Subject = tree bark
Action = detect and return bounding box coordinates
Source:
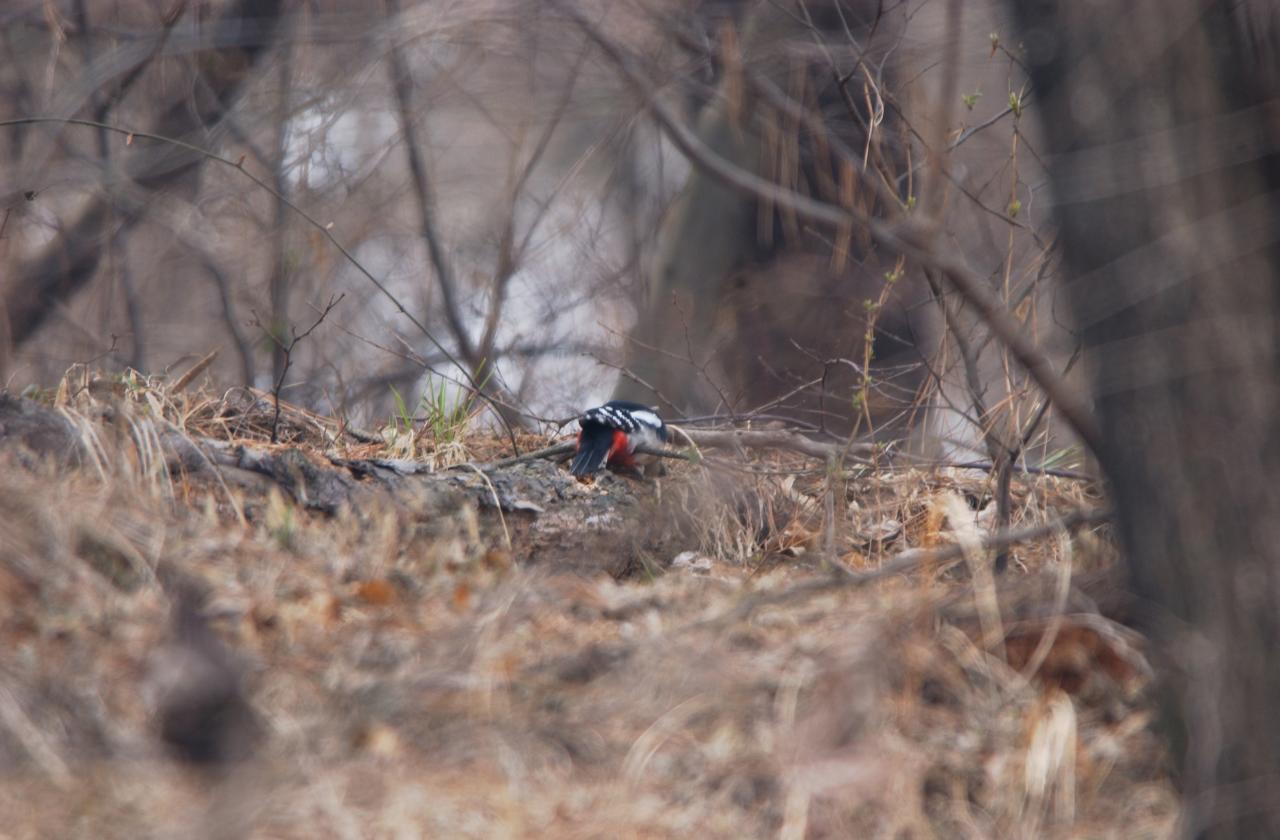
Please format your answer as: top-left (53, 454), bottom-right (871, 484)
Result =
top-left (1007, 2), bottom-right (1280, 836)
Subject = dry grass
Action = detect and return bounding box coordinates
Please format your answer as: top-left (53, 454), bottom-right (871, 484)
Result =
top-left (0, 370), bottom-right (1176, 839)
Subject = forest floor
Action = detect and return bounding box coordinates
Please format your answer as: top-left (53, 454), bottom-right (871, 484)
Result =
top-left (0, 369), bottom-right (1177, 839)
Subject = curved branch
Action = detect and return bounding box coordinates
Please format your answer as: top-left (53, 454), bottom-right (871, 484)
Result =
top-left (553, 0), bottom-right (1102, 455)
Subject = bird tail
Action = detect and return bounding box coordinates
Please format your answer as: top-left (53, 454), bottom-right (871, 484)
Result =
top-left (571, 429), bottom-right (614, 476)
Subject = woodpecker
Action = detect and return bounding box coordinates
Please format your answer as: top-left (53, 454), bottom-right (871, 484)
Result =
top-left (570, 400), bottom-right (669, 479)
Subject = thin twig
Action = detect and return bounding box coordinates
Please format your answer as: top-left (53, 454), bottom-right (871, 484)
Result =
top-left (255, 294), bottom-right (344, 444)
top-left (678, 427), bottom-right (876, 461)
top-left (697, 506), bottom-right (1112, 630)
top-left (471, 441), bottom-right (574, 470)
top-left (0, 116), bottom-right (520, 445)
top-left (456, 462), bottom-right (511, 549)
top-left (468, 441), bottom-right (692, 472)
top-left (468, 424), bottom-right (876, 472)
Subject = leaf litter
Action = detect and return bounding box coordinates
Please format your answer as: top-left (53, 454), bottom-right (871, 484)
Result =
top-left (0, 369), bottom-right (1176, 838)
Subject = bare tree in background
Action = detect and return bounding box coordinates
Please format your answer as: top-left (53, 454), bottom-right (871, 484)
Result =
top-left (2, 0), bottom-right (284, 355)
top-left (0, 0), bottom-right (1071, 468)
top-left (1008, 1), bottom-right (1280, 835)
top-left (0, 2), bottom-right (634, 423)
top-left (608, 1), bottom-right (936, 439)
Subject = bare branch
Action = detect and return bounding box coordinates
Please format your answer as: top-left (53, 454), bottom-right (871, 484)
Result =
top-left (553, 1), bottom-right (1102, 455)
top-left (477, 42), bottom-right (589, 365)
top-left (255, 294), bottom-right (345, 444)
top-left (676, 425), bottom-right (877, 462)
top-left (0, 116), bottom-right (522, 441)
top-left (472, 441), bottom-right (575, 470)
top-left (2, 0), bottom-right (284, 347)
top-left (384, 0), bottom-right (474, 365)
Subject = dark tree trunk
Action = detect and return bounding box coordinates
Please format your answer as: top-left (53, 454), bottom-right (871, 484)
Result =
top-left (614, 1), bottom-right (932, 438)
top-left (1007, 1), bottom-right (1280, 836)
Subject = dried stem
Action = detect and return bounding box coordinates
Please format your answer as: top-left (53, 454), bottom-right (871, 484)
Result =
top-left (256, 294), bottom-right (345, 444)
top-left (702, 506), bottom-right (1112, 629)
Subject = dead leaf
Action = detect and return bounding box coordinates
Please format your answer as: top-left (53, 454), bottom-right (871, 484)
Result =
top-left (355, 579), bottom-right (396, 607)
top-left (1005, 618), bottom-right (1150, 695)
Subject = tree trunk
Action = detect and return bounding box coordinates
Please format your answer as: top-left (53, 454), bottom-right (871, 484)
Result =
top-left (613, 1), bottom-right (930, 438)
top-left (1007, 2), bottom-right (1280, 835)
top-left (610, 3), bottom-right (774, 414)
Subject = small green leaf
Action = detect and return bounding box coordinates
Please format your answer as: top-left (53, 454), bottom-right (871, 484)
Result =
top-left (1008, 91), bottom-right (1023, 118)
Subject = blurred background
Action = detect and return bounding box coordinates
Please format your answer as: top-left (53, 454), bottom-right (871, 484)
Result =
top-left (0, 0), bottom-right (1065, 467)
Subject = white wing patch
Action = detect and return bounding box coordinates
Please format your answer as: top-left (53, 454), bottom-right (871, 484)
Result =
top-left (575, 402), bottom-right (670, 470)
top-left (581, 406), bottom-right (634, 431)
top-left (628, 409), bottom-right (662, 430)
top-left (578, 403), bottom-right (668, 445)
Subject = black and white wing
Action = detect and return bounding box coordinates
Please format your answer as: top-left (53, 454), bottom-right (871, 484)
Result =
top-left (581, 400), bottom-right (668, 448)
top-left (570, 400), bottom-right (669, 477)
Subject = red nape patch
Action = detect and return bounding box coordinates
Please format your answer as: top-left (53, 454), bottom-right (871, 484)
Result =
top-left (606, 429), bottom-right (634, 469)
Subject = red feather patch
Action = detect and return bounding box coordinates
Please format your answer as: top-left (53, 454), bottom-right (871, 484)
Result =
top-left (606, 429), bottom-right (634, 469)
